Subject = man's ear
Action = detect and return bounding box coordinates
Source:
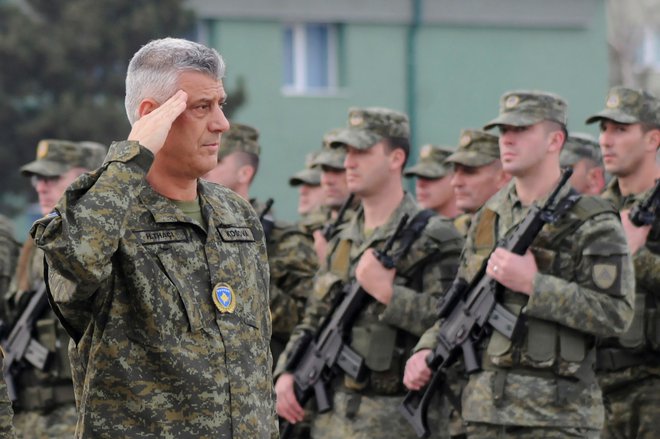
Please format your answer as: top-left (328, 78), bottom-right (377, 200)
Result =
top-left (238, 165), bottom-right (256, 185)
top-left (137, 99), bottom-right (160, 119)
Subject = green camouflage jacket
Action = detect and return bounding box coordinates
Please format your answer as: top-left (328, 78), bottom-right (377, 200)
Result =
top-left (275, 194), bottom-right (464, 394)
top-left (0, 215), bottom-right (18, 320)
top-left (416, 180), bottom-right (634, 429)
top-left (31, 141), bottom-right (277, 438)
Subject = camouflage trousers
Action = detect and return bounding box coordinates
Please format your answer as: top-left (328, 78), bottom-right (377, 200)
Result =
top-left (311, 390), bottom-right (449, 439)
top-left (601, 376), bottom-right (660, 439)
top-left (13, 403), bottom-right (77, 439)
top-left (466, 423), bottom-right (600, 438)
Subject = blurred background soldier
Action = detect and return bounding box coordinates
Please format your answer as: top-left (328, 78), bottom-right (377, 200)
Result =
top-left (205, 123), bottom-right (318, 366)
top-left (289, 152), bottom-right (325, 219)
top-left (446, 129), bottom-right (510, 236)
top-left (8, 139), bottom-right (106, 438)
top-left (404, 145), bottom-right (460, 219)
top-left (586, 86), bottom-right (660, 439)
top-left (559, 132), bottom-right (607, 195)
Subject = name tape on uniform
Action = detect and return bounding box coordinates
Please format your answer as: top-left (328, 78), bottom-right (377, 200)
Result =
top-left (135, 228), bottom-right (189, 245)
top-left (218, 226), bottom-right (255, 242)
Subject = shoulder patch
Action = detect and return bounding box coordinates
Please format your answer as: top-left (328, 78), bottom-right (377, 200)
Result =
top-left (593, 263), bottom-right (618, 290)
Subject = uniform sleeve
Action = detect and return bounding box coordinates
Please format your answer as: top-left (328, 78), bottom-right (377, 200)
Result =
top-left (632, 231), bottom-right (660, 294)
top-left (379, 222), bottom-right (463, 336)
top-left (30, 141), bottom-right (153, 300)
top-left (525, 213), bottom-right (634, 337)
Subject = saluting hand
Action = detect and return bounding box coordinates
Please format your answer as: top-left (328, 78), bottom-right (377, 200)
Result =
top-left (486, 248), bottom-right (537, 296)
top-left (355, 249), bottom-right (395, 304)
top-left (128, 90), bottom-right (188, 156)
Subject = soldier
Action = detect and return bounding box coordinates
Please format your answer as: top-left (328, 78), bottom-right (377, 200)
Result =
top-left (204, 123), bottom-right (318, 366)
top-left (0, 214), bottom-right (17, 438)
top-left (7, 139), bottom-right (106, 438)
top-left (404, 145), bottom-right (461, 219)
top-left (559, 132), bottom-right (606, 195)
top-left (405, 90), bottom-right (634, 438)
top-left (30, 38), bottom-right (277, 437)
top-left (289, 153), bottom-right (325, 218)
top-left (275, 107), bottom-right (464, 438)
top-left (585, 86), bottom-right (660, 439)
top-left (446, 129), bottom-right (510, 236)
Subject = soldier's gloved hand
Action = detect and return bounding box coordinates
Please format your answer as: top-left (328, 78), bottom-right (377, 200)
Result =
top-left (128, 90), bottom-right (188, 155)
top-left (275, 373), bottom-right (304, 424)
top-left (403, 349), bottom-right (433, 390)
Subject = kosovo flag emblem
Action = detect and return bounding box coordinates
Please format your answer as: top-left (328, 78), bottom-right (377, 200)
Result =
top-left (212, 283), bottom-right (236, 313)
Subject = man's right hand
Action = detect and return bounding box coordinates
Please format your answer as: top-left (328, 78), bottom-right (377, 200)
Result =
top-left (403, 349), bottom-right (433, 390)
top-left (275, 373), bottom-right (304, 424)
top-left (128, 90), bottom-right (188, 155)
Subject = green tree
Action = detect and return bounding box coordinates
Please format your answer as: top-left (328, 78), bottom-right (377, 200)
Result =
top-left (0, 0), bottom-right (244, 218)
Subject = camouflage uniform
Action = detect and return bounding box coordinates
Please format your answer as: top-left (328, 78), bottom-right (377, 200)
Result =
top-left (586, 86), bottom-right (660, 439)
top-left (30, 140), bottom-right (277, 438)
top-left (0, 216), bottom-right (17, 438)
top-left (7, 140), bottom-right (106, 439)
top-left (416, 91), bottom-right (635, 438)
top-left (276, 108), bottom-right (465, 439)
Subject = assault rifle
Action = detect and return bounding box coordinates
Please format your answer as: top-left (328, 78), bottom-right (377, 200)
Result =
top-left (1, 282), bottom-right (51, 401)
top-left (259, 198), bottom-right (275, 242)
top-left (629, 179), bottom-right (660, 226)
top-left (280, 213), bottom-right (414, 439)
top-left (399, 168), bottom-right (575, 438)
top-left (321, 193), bottom-right (355, 241)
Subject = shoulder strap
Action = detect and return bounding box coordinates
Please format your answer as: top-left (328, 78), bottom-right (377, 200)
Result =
top-left (391, 209), bottom-right (436, 263)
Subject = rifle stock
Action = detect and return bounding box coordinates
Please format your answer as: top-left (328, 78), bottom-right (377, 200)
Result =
top-left (399, 168), bottom-right (575, 437)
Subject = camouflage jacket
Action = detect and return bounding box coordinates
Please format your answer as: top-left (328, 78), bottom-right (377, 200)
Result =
top-left (598, 178), bottom-right (660, 386)
top-left (275, 194), bottom-right (463, 395)
top-left (31, 141), bottom-right (277, 438)
top-left (416, 180), bottom-right (634, 429)
top-left (0, 352), bottom-right (15, 439)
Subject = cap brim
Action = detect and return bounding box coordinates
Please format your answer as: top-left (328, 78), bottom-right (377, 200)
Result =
top-left (288, 169), bottom-right (321, 186)
top-left (585, 109), bottom-right (638, 125)
top-left (483, 113), bottom-right (543, 130)
top-left (403, 164), bottom-right (449, 179)
top-left (445, 151), bottom-right (497, 167)
top-left (20, 160), bottom-right (69, 177)
top-left (331, 128), bottom-right (382, 150)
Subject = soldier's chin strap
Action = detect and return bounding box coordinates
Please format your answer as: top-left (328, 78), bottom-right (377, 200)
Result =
top-left (43, 260), bottom-right (83, 345)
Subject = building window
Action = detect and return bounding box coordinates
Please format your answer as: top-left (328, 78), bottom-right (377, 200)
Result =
top-left (637, 27), bottom-right (660, 71)
top-left (283, 23), bottom-right (339, 95)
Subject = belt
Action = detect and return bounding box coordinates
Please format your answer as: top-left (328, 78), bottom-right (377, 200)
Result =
top-left (596, 348), bottom-right (660, 372)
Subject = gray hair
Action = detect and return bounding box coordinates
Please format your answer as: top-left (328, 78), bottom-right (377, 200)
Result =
top-left (125, 37), bottom-right (226, 125)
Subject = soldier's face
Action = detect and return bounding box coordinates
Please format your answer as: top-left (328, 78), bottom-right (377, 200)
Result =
top-left (204, 152), bottom-right (243, 191)
top-left (320, 167), bottom-right (349, 208)
top-left (158, 71), bottom-right (230, 179)
top-left (298, 184), bottom-right (324, 215)
top-left (599, 120), bottom-right (650, 178)
top-left (451, 162), bottom-right (508, 214)
top-left (415, 175), bottom-right (454, 213)
top-left (344, 142), bottom-right (392, 197)
top-left (32, 167), bottom-right (87, 215)
top-left (498, 123), bottom-right (556, 177)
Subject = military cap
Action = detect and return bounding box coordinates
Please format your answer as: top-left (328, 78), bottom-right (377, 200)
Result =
top-left (560, 132), bottom-right (602, 167)
top-left (446, 129), bottom-right (500, 167)
top-left (289, 152), bottom-right (322, 187)
top-left (404, 145), bottom-right (453, 179)
top-left (585, 86), bottom-right (660, 126)
top-left (218, 123), bottom-right (261, 159)
top-left (21, 139), bottom-right (107, 177)
top-left (331, 107), bottom-right (409, 150)
top-left (312, 147), bottom-right (346, 170)
top-left (484, 90), bottom-right (568, 130)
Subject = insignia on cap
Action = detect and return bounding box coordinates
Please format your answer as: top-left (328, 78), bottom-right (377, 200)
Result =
top-left (459, 134), bottom-right (472, 148)
top-left (36, 140), bottom-right (49, 159)
top-left (212, 283), bottom-right (236, 313)
top-left (349, 113), bottom-right (364, 127)
top-left (606, 94), bottom-right (620, 109)
top-left (505, 95), bottom-right (520, 109)
top-left (420, 144), bottom-right (433, 159)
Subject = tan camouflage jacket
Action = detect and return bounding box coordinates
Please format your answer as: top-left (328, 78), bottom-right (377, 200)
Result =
top-left (275, 194), bottom-right (464, 394)
top-left (0, 215), bottom-right (18, 320)
top-left (31, 141), bottom-right (277, 438)
top-left (416, 180), bottom-right (634, 429)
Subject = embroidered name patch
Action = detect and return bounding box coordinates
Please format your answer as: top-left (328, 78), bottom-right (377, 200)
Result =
top-left (135, 228), bottom-right (189, 245)
top-left (218, 227), bottom-right (255, 242)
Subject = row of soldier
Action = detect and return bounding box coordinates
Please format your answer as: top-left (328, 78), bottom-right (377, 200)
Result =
top-left (0, 36), bottom-right (656, 439)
